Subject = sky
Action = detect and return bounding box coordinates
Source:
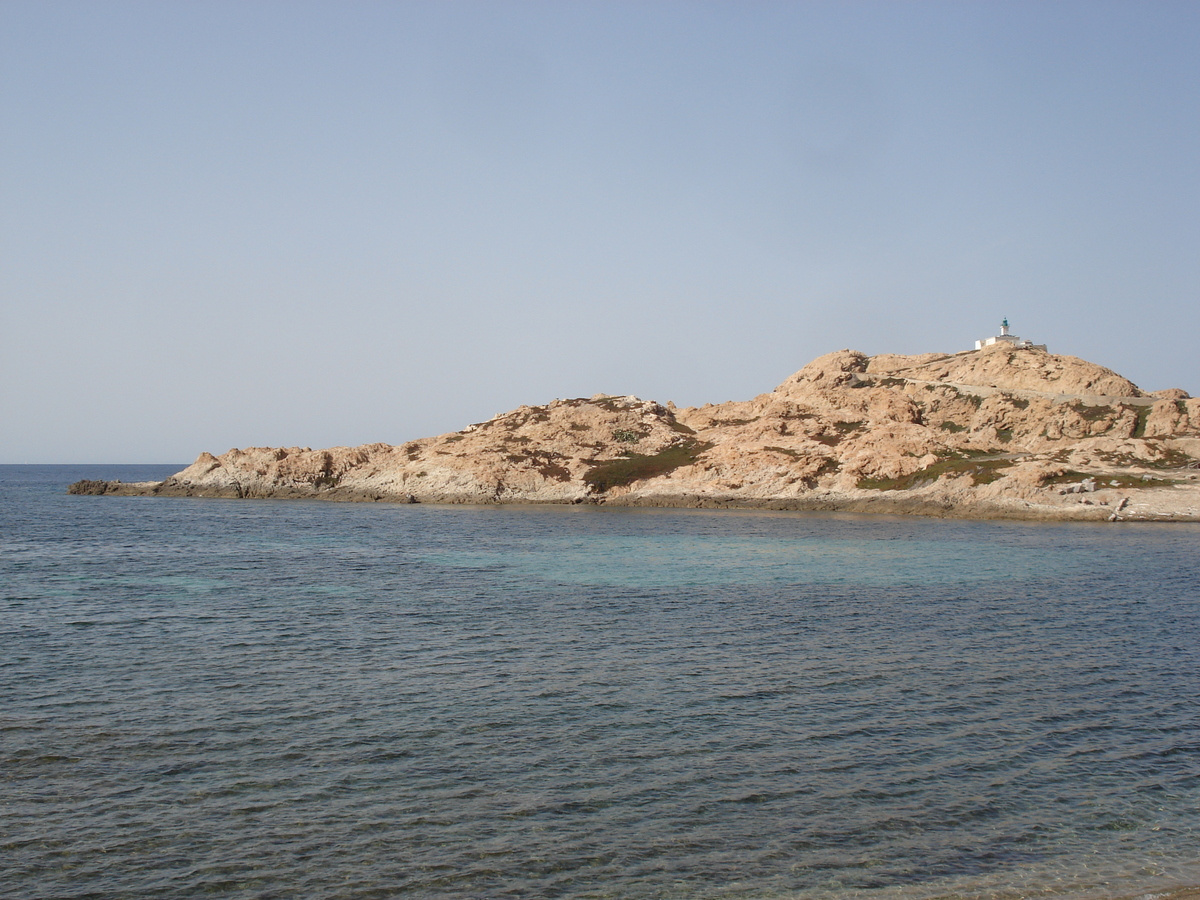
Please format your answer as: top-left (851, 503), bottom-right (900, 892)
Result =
top-left (2, 1), bottom-right (1198, 463)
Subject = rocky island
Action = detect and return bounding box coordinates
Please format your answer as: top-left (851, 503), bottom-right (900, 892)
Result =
top-left (72, 340), bottom-right (1200, 522)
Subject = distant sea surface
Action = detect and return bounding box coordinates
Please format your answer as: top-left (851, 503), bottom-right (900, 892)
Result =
top-left (3, 464), bottom-right (1199, 900)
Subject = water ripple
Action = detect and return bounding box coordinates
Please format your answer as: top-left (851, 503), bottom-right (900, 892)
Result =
top-left (2, 466), bottom-right (1199, 900)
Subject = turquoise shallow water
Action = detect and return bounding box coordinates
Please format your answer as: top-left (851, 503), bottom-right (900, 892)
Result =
top-left (2, 465), bottom-right (1199, 900)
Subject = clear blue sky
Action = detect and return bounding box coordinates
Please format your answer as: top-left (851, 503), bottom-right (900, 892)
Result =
top-left (2, 1), bottom-right (1197, 463)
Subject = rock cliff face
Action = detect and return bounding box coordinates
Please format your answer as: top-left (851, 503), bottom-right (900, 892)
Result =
top-left (72, 344), bottom-right (1200, 521)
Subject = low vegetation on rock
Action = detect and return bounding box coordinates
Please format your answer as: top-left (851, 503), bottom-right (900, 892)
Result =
top-left (584, 440), bottom-right (713, 493)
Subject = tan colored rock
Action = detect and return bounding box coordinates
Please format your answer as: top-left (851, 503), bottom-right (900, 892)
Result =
top-left (1144, 398), bottom-right (1200, 438)
top-left (1150, 388), bottom-right (1191, 400)
top-left (881, 343), bottom-right (1144, 397)
top-left (74, 346), bottom-right (1200, 521)
top-left (865, 352), bottom-right (953, 374)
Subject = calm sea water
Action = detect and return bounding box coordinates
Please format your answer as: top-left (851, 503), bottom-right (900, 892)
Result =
top-left (2, 465), bottom-right (1198, 900)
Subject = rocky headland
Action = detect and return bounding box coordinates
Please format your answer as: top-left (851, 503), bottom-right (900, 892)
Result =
top-left (72, 344), bottom-right (1200, 522)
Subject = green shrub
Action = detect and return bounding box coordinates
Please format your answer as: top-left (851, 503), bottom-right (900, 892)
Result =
top-left (1132, 405), bottom-right (1152, 438)
top-left (1041, 469), bottom-right (1175, 488)
top-left (584, 441), bottom-right (711, 493)
top-left (1073, 402), bottom-right (1115, 423)
top-left (858, 455), bottom-right (1014, 491)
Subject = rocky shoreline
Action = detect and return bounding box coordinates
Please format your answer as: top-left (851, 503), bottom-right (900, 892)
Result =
top-left (71, 345), bottom-right (1200, 523)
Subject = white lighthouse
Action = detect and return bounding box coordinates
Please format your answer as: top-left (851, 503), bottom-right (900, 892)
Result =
top-left (974, 318), bottom-right (1046, 352)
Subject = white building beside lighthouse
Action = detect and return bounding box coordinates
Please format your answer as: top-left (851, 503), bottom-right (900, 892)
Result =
top-left (975, 319), bottom-right (1046, 352)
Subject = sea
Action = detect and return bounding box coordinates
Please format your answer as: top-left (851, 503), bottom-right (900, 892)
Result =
top-left (2, 464), bottom-right (1198, 900)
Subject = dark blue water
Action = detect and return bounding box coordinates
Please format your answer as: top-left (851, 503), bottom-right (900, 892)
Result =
top-left (3, 465), bottom-right (1199, 900)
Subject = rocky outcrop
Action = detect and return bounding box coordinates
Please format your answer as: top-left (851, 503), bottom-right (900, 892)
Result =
top-left (74, 346), bottom-right (1200, 521)
top-left (865, 343), bottom-right (1145, 397)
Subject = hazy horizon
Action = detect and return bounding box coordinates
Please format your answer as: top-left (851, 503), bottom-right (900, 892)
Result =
top-left (3, 1), bottom-right (1198, 464)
